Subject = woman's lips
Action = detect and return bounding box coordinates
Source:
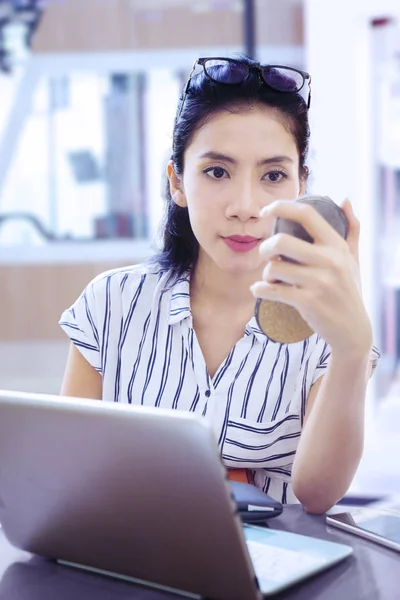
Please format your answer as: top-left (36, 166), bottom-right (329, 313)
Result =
top-left (223, 235), bottom-right (261, 253)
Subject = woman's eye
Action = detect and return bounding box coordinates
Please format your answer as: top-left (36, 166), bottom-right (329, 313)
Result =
top-left (203, 166), bottom-right (228, 179)
top-left (264, 170), bottom-right (287, 183)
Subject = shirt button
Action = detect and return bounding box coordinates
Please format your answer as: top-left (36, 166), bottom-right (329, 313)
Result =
top-left (205, 390), bottom-right (211, 397)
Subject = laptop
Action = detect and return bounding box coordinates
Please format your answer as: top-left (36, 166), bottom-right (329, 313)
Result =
top-left (0, 390), bottom-right (353, 600)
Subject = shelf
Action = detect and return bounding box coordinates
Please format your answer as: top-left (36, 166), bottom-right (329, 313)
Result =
top-left (0, 239), bottom-right (155, 265)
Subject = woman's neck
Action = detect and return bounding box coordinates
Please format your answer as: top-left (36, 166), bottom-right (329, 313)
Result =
top-left (190, 256), bottom-right (262, 308)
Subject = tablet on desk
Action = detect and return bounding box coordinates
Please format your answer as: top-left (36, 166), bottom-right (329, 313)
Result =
top-left (327, 507), bottom-right (400, 553)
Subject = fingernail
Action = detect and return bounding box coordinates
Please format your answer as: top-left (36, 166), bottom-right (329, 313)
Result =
top-left (260, 205), bottom-right (272, 217)
top-left (341, 198), bottom-right (352, 209)
top-left (250, 283), bottom-right (260, 295)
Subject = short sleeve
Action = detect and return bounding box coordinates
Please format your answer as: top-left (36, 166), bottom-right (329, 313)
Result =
top-left (59, 277), bottom-right (103, 373)
top-left (311, 340), bottom-right (331, 385)
top-left (311, 341), bottom-right (381, 386)
top-left (369, 345), bottom-right (381, 377)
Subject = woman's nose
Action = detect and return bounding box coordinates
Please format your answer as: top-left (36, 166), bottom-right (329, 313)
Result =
top-left (226, 183), bottom-right (261, 221)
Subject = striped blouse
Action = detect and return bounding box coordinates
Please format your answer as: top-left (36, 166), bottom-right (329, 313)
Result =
top-left (59, 262), bottom-right (372, 505)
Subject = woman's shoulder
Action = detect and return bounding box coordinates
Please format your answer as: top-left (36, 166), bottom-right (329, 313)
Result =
top-left (85, 261), bottom-right (181, 301)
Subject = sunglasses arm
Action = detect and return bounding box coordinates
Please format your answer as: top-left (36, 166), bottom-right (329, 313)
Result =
top-left (176, 60), bottom-right (199, 121)
top-left (184, 60), bottom-right (198, 93)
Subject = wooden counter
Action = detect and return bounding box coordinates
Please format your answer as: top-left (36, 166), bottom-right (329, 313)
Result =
top-left (0, 240), bottom-right (152, 341)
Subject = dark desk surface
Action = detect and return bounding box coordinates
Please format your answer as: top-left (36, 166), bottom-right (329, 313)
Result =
top-left (0, 505), bottom-right (399, 600)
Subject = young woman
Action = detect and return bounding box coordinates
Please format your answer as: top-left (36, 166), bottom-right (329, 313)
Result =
top-left (60, 56), bottom-right (378, 514)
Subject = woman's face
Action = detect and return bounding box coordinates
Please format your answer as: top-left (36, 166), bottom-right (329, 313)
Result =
top-left (169, 105), bottom-right (306, 276)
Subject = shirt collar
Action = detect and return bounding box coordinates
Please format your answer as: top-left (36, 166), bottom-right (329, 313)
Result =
top-left (167, 270), bottom-right (268, 343)
top-left (168, 272), bottom-right (192, 325)
top-left (245, 315), bottom-right (269, 343)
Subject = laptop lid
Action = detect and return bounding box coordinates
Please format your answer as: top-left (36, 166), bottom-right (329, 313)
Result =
top-left (0, 390), bottom-right (261, 600)
top-left (0, 391), bottom-right (354, 598)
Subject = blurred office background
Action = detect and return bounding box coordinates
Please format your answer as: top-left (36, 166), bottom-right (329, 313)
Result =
top-left (1, 0), bottom-right (400, 498)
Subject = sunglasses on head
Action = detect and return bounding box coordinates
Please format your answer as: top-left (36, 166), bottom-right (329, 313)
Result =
top-left (177, 57), bottom-right (312, 120)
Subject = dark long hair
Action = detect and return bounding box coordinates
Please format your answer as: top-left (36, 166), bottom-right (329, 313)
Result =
top-left (155, 56), bottom-right (310, 275)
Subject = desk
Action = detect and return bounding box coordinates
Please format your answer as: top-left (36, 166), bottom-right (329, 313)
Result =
top-left (0, 505), bottom-right (398, 600)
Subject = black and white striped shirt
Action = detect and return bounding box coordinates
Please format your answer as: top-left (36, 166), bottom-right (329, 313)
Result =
top-left (59, 262), bottom-right (353, 504)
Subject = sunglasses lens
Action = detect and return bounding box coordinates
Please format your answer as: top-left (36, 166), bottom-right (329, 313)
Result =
top-left (203, 59), bottom-right (247, 84)
top-left (263, 67), bottom-right (304, 92)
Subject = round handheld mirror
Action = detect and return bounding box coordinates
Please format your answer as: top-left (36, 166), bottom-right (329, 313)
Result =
top-left (254, 196), bottom-right (349, 344)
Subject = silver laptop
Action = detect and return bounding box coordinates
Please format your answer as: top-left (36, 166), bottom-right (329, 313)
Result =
top-left (0, 390), bottom-right (353, 599)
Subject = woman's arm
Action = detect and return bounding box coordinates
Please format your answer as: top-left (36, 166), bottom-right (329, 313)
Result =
top-left (291, 346), bottom-right (371, 514)
top-left (61, 343), bottom-right (103, 400)
top-left (251, 199), bottom-right (374, 513)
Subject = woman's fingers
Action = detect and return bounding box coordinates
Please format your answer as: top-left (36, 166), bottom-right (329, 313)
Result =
top-left (340, 199), bottom-right (360, 265)
top-left (259, 234), bottom-right (345, 268)
top-left (261, 200), bottom-right (347, 247)
top-left (250, 279), bottom-right (306, 307)
top-left (261, 260), bottom-right (332, 289)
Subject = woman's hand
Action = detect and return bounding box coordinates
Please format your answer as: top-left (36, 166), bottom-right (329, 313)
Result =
top-left (250, 199), bottom-right (372, 357)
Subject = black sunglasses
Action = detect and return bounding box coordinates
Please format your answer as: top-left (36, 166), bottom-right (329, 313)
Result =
top-left (177, 57), bottom-right (312, 120)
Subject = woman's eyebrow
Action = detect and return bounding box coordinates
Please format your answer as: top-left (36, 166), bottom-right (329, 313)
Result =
top-left (197, 151), bottom-right (236, 163)
top-left (197, 151), bottom-right (294, 167)
top-left (257, 156), bottom-right (294, 166)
